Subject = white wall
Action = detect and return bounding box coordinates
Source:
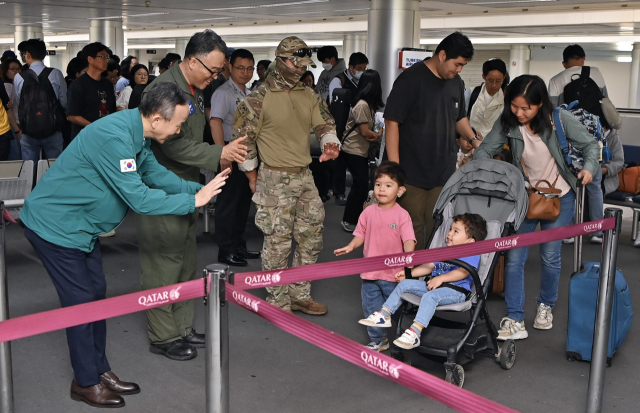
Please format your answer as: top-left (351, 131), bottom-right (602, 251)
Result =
top-left (529, 60), bottom-right (631, 109)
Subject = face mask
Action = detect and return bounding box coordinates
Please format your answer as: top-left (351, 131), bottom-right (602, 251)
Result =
top-left (322, 63), bottom-right (333, 71)
top-left (353, 71), bottom-right (364, 81)
top-left (270, 57), bottom-right (305, 90)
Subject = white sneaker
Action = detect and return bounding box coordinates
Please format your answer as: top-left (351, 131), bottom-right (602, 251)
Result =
top-left (497, 317), bottom-right (528, 341)
top-left (393, 328), bottom-right (420, 349)
top-left (365, 338), bottom-right (389, 352)
top-left (590, 235), bottom-right (603, 244)
top-left (533, 304), bottom-right (553, 330)
top-left (634, 236), bottom-right (640, 248)
top-left (562, 238), bottom-right (575, 244)
top-left (358, 311), bottom-right (392, 328)
top-left (99, 230), bottom-right (116, 238)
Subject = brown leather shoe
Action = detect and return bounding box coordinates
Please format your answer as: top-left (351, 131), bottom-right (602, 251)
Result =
top-left (70, 380), bottom-right (125, 408)
top-left (100, 371), bottom-right (140, 395)
top-left (291, 298), bottom-right (328, 315)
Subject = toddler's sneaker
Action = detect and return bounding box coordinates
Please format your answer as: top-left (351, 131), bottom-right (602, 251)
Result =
top-left (562, 238), bottom-right (575, 244)
top-left (497, 317), bottom-right (528, 340)
top-left (590, 235), bottom-right (603, 244)
top-left (533, 303), bottom-right (553, 330)
top-left (365, 338), bottom-right (389, 352)
top-left (393, 328), bottom-right (420, 350)
top-left (358, 311), bottom-right (391, 327)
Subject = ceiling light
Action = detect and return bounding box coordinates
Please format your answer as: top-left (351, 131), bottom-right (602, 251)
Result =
top-left (90, 12), bottom-right (168, 20)
top-left (205, 0), bottom-right (328, 11)
top-left (621, 26), bottom-right (635, 31)
top-left (617, 56), bottom-right (632, 63)
top-left (467, 0), bottom-right (557, 4)
top-left (282, 8), bottom-right (368, 16)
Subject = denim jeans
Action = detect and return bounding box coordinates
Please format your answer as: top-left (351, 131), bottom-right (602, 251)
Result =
top-left (504, 189), bottom-right (575, 322)
top-left (382, 279), bottom-right (465, 329)
top-left (362, 279), bottom-right (399, 343)
top-left (20, 131), bottom-right (63, 165)
top-left (586, 167), bottom-right (604, 237)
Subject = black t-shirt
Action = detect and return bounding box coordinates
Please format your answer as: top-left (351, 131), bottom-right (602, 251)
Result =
top-left (67, 73), bottom-right (117, 139)
top-left (384, 61), bottom-right (466, 189)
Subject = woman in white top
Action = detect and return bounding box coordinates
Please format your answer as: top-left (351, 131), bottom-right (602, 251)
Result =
top-left (469, 58), bottom-right (508, 138)
top-left (474, 75), bottom-right (599, 341)
top-left (116, 64), bottom-right (149, 111)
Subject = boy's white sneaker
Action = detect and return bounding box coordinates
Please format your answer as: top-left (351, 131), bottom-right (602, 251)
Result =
top-left (358, 311), bottom-right (392, 328)
top-left (533, 303), bottom-right (553, 330)
top-left (393, 328), bottom-right (420, 350)
top-left (365, 338), bottom-right (389, 352)
top-left (497, 317), bottom-right (528, 341)
top-left (562, 237), bottom-right (575, 244)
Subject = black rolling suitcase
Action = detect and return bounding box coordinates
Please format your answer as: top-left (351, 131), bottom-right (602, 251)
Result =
top-left (566, 183), bottom-right (633, 364)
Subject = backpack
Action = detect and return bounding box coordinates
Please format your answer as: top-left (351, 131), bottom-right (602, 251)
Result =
top-left (18, 67), bottom-right (64, 139)
top-left (329, 88), bottom-right (352, 141)
top-left (562, 66), bottom-right (609, 129)
top-left (553, 100), bottom-right (612, 175)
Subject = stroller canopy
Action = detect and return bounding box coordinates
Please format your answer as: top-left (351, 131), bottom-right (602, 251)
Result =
top-left (434, 159), bottom-right (528, 231)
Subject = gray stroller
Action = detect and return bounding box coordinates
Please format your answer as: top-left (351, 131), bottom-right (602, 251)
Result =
top-left (390, 158), bottom-right (528, 387)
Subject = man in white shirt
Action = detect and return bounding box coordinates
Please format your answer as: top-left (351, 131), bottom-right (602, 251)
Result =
top-left (209, 48), bottom-right (261, 266)
top-left (548, 44), bottom-right (608, 108)
top-left (14, 38), bottom-right (67, 163)
top-left (549, 44), bottom-right (607, 244)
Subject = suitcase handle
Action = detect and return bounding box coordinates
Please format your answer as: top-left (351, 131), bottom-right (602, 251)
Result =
top-left (573, 178), bottom-right (585, 274)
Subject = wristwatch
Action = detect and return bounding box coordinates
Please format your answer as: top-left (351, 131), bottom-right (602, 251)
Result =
top-left (470, 137), bottom-right (480, 143)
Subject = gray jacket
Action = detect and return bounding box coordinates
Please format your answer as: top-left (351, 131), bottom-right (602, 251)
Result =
top-left (474, 110), bottom-right (600, 193)
top-left (602, 130), bottom-right (625, 195)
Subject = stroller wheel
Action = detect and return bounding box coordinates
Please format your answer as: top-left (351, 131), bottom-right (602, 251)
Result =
top-left (500, 339), bottom-right (516, 370)
top-left (445, 364), bottom-right (465, 388)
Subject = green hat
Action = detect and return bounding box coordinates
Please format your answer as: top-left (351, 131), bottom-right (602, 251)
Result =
top-left (275, 36), bottom-right (316, 68)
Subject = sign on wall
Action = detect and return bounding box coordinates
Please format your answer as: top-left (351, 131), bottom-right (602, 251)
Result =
top-left (398, 48), bottom-right (433, 70)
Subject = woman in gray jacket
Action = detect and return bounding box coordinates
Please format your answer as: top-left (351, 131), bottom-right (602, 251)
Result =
top-left (474, 75), bottom-right (599, 341)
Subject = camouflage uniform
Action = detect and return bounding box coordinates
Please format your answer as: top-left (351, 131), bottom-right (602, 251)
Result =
top-left (232, 37), bottom-right (340, 311)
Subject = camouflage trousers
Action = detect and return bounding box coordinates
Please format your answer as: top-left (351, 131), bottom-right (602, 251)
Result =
top-left (253, 165), bottom-right (325, 309)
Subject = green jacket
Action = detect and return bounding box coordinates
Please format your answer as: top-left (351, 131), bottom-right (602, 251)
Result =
top-left (143, 63), bottom-right (222, 181)
top-left (21, 109), bottom-right (202, 252)
top-left (474, 110), bottom-right (600, 193)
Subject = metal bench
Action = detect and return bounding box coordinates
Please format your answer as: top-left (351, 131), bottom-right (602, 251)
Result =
top-left (0, 160), bottom-right (35, 208)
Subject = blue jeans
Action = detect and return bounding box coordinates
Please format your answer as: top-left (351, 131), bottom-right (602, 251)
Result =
top-left (382, 279), bottom-right (465, 328)
top-left (504, 189), bottom-right (575, 322)
top-left (20, 131), bottom-right (63, 165)
top-left (586, 167), bottom-right (604, 237)
top-left (362, 279), bottom-right (398, 343)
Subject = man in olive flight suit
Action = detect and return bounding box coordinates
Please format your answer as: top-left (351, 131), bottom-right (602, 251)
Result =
top-left (138, 30), bottom-right (247, 361)
top-left (233, 36), bottom-right (340, 314)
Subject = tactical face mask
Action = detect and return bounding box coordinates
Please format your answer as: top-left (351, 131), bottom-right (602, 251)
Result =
top-left (271, 57), bottom-right (306, 90)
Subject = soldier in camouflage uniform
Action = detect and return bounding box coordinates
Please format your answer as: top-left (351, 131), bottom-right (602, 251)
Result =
top-left (232, 36), bottom-right (340, 314)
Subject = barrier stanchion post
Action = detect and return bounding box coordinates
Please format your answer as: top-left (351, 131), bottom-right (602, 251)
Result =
top-left (586, 208), bottom-right (622, 413)
top-left (0, 201), bottom-right (14, 413)
top-left (204, 264), bottom-right (230, 413)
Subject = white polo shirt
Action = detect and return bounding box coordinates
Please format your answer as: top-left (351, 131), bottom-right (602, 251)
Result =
top-left (209, 78), bottom-right (250, 143)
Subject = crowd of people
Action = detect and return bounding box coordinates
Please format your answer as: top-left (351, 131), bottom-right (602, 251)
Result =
top-left (5, 28), bottom-right (634, 408)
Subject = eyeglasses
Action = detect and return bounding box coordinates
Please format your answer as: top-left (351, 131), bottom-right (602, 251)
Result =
top-left (292, 48), bottom-right (312, 58)
top-left (194, 57), bottom-right (224, 79)
top-left (486, 79), bottom-right (504, 85)
top-left (94, 55), bottom-right (110, 60)
top-left (233, 66), bottom-right (255, 73)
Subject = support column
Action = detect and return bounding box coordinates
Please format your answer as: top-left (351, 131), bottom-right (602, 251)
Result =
top-left (89, 19), bottom-right (124, 60)
top-left (509, 44), bottom-right (530, 79)
top-left (367, 0), bottom-right (420, 99)
top-left (267, 47), bottom-right (278, 60)
top-left (14, 25), bottom-right (43, 51)
top-left (63, 43), bottom-right (84, 73)
top-left (343, 34), bottom-right (367, 60)
top-left (628, 43), bottom-right (640, 108)
top-left (175, 38), bottom-right (190, 57)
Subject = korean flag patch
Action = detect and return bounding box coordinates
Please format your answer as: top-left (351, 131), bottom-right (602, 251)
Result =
top-left (120, 159), bottom-right (137, 172)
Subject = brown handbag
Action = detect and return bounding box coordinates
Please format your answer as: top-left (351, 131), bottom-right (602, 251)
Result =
top-left (492, 255), bottom-right (505, 295)
top-left (521, 159), bottom-right (562, 220)
top-left (617, 164), bottom-right (640, 194)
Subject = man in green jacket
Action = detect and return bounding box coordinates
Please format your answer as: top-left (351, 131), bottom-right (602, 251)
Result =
top-left (21, 83), bottom-right (230, 409)
top-left (138, 30), bottom-right (247, 360)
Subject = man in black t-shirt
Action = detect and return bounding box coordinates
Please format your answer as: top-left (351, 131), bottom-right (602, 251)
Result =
top-left (67, 42), bottom-right (117, 140)
top-left (384, 32), bottom-right (477, 249)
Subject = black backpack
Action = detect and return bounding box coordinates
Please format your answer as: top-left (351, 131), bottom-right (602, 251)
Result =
top-left (18, 67), bottom-right (64, 139)
top-left (329, 88), bottom-right (352, 141)
top-left (563, 66), bottom-right (609, 129)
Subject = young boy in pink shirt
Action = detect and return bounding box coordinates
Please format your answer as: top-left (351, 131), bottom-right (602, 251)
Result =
top-left (335, 161), bottom-right (416, 351)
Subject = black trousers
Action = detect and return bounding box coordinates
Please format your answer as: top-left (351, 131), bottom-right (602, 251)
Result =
top-left (214, 161), bottom-right (253, 254)
top-left (332, 152), bottom-right (348, 197)
top-left (24, 227), bottom-right (110, 387)
top-left (0, 131), bottom-right (11, 161)
top-left (342, 152), bottom-right (370, 225)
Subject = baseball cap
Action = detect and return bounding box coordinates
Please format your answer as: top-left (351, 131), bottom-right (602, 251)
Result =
top-left (1, 50), bottom-right (16, 61)
top-left (275, 36), bottom-right (316, 68)
top-left (225, 47), bottom-right (236, 59)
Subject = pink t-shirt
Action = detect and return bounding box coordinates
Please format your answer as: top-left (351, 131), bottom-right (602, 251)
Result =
top-left (353, 203), bottom-right (416, 282)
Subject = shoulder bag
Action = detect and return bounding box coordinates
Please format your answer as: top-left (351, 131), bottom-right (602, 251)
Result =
top-left (520, 158), bottom-right (562, 220)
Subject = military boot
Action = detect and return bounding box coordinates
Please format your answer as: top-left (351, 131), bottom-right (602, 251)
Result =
top-left (291, 298), bottom-right (327, 315)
